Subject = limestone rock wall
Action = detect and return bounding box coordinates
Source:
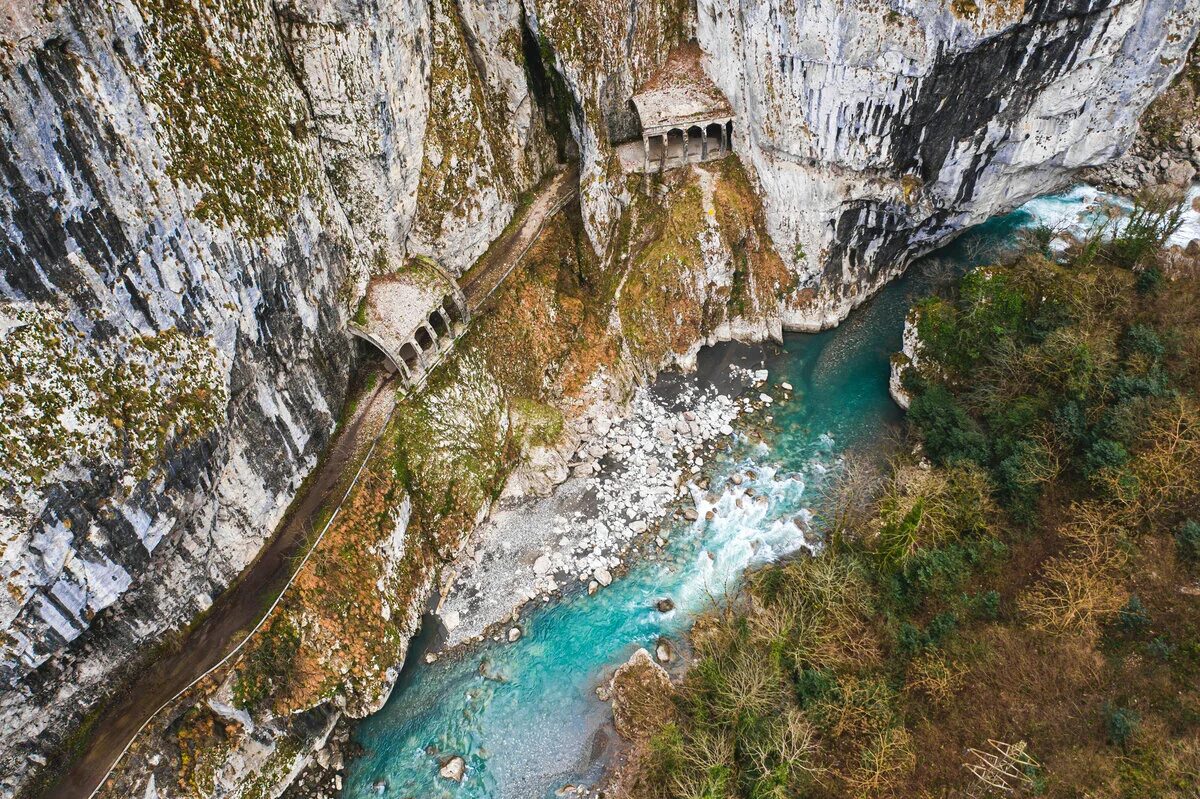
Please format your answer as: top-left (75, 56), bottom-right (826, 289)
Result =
top-left (0, 2), bottom-right (355, 791)
top-left (700, 0), bottom-right (1200, 327)
top-left (528, 0), bottom-right (1198, 325)
top-left (0, 0), bottom-right (552, 793)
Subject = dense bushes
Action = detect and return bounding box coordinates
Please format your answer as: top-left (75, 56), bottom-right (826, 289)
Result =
top-left (621, 200), bottom-right (1200, 799)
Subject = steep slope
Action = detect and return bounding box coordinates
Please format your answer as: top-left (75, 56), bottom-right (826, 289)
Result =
top-left (528, 0), bottom-right (1199, 323)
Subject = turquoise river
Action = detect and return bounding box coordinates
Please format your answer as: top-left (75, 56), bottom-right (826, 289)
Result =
top-left (343, 186), bottom-right (1192, 798)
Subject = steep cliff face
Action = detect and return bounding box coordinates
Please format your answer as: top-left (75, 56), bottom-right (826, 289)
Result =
top-left (698, 0), bottom-right (1200, 327)
top-left (0, 2), bottom-right (354, 789)
top-left (530, 0), bottom-right (1199, 324)
top-left (0, 0), bottom-right (551, 793)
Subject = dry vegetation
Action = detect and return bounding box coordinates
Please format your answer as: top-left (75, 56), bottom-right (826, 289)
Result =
top-left (619, 192), bottom-right (1200, 798)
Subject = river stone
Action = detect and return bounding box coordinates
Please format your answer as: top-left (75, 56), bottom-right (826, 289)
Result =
top-left (1166, 161), bottom-right (1197, 186)
top-left (595, 567), bottom-right (613, 586)
top-left (439, 756), bottom-right (465, 782)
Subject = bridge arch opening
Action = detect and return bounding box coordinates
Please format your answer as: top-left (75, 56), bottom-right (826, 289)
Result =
top-left (399, 341), bottom-right (421, 373)
top-left (429, 310), bottom-right (449, 338)
top-left (444, 297), bottom-right (465, 324)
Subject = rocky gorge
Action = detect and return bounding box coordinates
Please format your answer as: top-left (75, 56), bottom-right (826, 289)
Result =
top-left (1, 0), bottom-right (1198, 797)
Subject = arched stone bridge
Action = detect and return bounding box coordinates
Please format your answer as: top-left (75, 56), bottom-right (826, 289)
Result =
top-left (349, 166), bottom-right (577, 390)
top-left (348, 257), bottom-right (469, 390)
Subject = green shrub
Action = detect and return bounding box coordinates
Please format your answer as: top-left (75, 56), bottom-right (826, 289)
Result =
top-left (1083, 438), bottom-right (1128, 480)
top-left (1145, 636), bottom-right (1174, 661)
top-left (1117, 595), bottom-right (1150, 633)
top-left (967, 590), bottom-right (1001, 621)
top-left (1122, 324), bottom-right (1166, 361)
top-left (1105, 704), bottom-right (1140, 749)
top-left (1108, 189), bottom-right (1185, 268)
top-left (907, 385), bottom-right (989, 466)
top-left (1135, 266), bottom-right (1164, 295)
top-left (1176, 520), bottom-right (1200, 563)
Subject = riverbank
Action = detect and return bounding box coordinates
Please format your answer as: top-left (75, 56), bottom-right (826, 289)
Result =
top-left (605, 183), bottom-right (1200, 799)
top-left (433, 350), bottom-right (770, 651)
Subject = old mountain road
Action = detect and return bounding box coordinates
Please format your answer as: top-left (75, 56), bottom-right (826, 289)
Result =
top-left (461, 164), bottom-right (578, 311)
top-left (47, 374), bottom-right (397, 799)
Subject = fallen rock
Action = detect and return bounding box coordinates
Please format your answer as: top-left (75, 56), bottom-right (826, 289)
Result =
top-left (683, 507), bottom-right (699, 521)
top-left (655, 598), bottom-right (675, 613)
top-left (1165, 160), bottom-right (1197, 186)
top-left (588, 580), bottom-right (599, 595)
top-left (595, 567), bottom-right (613, 587)
top-left (441, 610), bottom-right (460, 632)
top-left (508, 627), bottom-right (522, 642)
top-left (439, 755), bottom-right (466, 782)
top-left (533, 554), bottom-right (552, 576)
top-left (655, 638), bottom-right (673, 663)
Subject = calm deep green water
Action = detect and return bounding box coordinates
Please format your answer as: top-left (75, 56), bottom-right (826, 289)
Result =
top-left (343, 193), bottom-right (1085, 799)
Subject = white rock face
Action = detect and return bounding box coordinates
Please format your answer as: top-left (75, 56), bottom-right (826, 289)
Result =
top-left (0, 0), bottom-right (552, 793)
top-left (530, 0), bottom-right (1198, 324)
top-left (889, 309), bottom-right (924, 410)
top-left (696, 0), bottom-right (1200, 326)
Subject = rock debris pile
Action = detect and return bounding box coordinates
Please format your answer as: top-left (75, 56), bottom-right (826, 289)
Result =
top-left (435, 367), bottom-right (779, 647)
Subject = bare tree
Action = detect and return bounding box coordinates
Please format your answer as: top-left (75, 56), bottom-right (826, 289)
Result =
top-left (964, 739), bottom-right (1040, 797)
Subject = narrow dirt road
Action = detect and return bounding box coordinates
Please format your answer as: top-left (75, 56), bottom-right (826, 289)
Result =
top-left (462, 164), bottom-right (578, 310)
top-left (46, 373), bottom-right (398, 799)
